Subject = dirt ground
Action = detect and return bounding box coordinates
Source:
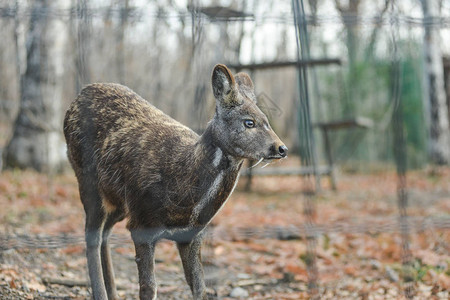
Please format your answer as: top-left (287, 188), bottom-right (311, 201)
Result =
top-left (0, 162), bottom-right (449, 299)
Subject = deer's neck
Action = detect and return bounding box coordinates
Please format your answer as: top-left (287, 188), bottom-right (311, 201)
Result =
top-left (196, 125), bottom-right (237, 170)
top-left (188, 125), bottom-right (243, 226)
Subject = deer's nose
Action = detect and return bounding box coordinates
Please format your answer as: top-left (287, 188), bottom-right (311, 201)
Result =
top-left (278, 145), bottom-right (288, 157)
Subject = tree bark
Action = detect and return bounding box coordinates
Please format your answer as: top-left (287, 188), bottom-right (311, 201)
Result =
top-left (421, 0), bottom-right (450, 164)
top-left (334, 0), bottom-right (361, 116)
top-left (74, 0), bottom-right (91, 92)
top-left (3, 0), bottom-right (70, 172)
top-left (116, 0), bottom-right (129, 83)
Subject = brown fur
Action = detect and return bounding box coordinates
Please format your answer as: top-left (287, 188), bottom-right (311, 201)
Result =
top-left (63, 64), bottom-right (287, 300)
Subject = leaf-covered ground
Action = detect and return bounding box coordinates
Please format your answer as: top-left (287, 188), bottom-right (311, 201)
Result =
top-left (0, 163), bottom-right (449, 299)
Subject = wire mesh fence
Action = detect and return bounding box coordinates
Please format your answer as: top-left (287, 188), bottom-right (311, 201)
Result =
top-left (1, 216), bottom-right (448, 251)
top-left (1, 0), bottom-right (450, 299)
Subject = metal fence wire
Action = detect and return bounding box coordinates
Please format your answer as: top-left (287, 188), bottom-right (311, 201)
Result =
top-left (1, 1), bottom-right (450, 299)
top-left (2, 216), bottom-right (449, 251)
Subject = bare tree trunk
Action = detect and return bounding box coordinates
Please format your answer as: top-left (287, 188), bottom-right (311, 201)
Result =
top-left (3, 0), bottom-right (70, 172)
top-left (444, 57), bottom-right (450, 127)
top-left (334, 0), bottom-right (361, 117)
top-left (234, 0), bottom-right (247, 62)
top-left (421, 0), bottom-right (450, 164)
top-left (116, 0), bottom-right (129, 83)
top-left (364, 0), bottom-right (391, 61)
top-left (74, 0), bottom-right (91, 92)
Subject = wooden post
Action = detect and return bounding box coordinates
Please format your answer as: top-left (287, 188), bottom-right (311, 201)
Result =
top-left (322, 128), bottom-right (336, 190)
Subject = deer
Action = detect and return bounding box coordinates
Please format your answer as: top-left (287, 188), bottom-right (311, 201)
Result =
top-left (63, 64), bottom-right (288, 300)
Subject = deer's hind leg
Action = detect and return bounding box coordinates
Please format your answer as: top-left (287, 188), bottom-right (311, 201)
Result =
top-left (101, 209), bottom-right (125, 300)
top-left (79, 177), bottom-right (108, 300)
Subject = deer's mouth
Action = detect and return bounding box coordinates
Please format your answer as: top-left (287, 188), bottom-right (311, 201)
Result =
top-left (265, 155), bottom-right (285, 160)
top-left (249, 155), bottom-right (286, 168)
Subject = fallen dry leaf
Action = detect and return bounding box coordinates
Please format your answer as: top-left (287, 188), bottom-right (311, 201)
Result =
top-left (343, 265), bottom-right (358, 276)
top-left (26, 280), bottom-right (46, 292)
top-left (437, 273), bottom-right (450, 290)
top-left (61, 245), bottom-right (84, 255)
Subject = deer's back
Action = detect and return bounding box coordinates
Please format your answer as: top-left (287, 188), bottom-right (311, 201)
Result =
top-left (64, 83), bottom-right (200, 218)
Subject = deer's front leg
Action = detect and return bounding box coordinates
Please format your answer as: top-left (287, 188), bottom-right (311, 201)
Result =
top-left (177, 236), bottom-right (208, 300)
top-left (132, 230), bottom-right (157, 300)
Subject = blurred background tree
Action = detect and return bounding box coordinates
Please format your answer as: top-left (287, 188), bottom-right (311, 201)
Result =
top-left (420, 0), bottom-right (450, 165)
top-left (0, 0), bottom-right (449, 172)
top-left (4, 0), bottom-right (70, 172)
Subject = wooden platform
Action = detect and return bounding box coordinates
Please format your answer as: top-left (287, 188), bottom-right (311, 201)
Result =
top-left (241, 165), bottom-right (332, 177)
top-left (242, 117), bottom-right (373, 191)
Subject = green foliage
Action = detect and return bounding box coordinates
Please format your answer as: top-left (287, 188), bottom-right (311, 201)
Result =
top-left (314, 43), bottom-right (427, 169)
top-left (299, 252), bottom-right (315, 266)
top-left (400, 59), bottom-right (427, 168)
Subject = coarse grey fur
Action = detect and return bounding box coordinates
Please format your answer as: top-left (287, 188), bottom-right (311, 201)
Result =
top-left (63, 64), bottom-right (287, 300)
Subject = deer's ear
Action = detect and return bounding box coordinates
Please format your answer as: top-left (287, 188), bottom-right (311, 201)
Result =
top-left (235, 72), bottom-right (254, 90)
top-left (212, 64), bottom-right (240, 107)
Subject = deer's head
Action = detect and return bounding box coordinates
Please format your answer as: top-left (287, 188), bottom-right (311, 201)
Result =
top-left (211, 64), bottom-right (288, 163)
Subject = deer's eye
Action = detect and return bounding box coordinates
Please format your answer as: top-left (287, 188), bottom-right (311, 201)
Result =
top-left (244, 119), bottom-right (255, 128)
